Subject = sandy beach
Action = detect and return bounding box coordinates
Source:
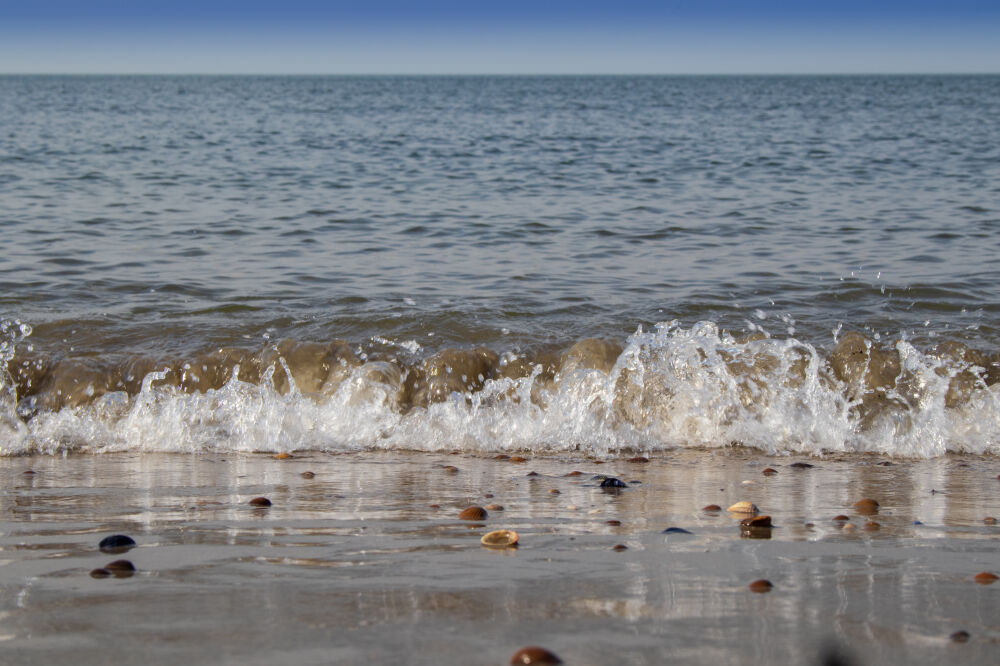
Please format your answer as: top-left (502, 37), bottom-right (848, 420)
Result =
top-left (0, 450), bottom-right (996, 665)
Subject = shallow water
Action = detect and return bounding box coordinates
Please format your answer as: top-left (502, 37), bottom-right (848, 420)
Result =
top-left (2, 75), bottom-right (1000, 457)
top-left (0, 452), bottom-right (997, 665)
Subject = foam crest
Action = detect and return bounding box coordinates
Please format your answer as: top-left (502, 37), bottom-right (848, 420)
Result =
top-left (2, 320), bottom-right (999, 458)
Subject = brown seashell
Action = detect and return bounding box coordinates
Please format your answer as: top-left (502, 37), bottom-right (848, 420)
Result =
top-left (592, 460), bottom-right (605, 465)
top-left (789, 462), bottom-right (814, 469)
top-left (300, 471), bottom-right (315, 479)
top-left (273, 452), bottom-right (292, 460)
top-left (509, 646), bottom-right (563, 665)
top-left (702, 504), bottom-right (722, 512)
top-left (863, 521), bottom-right (880, 531)
top-left (748, 579), bottom-right (774, 593)
top-left (741, 515), bottom-right (772, 528)
top-left (458, 506), bottom-right (488, 521)
top-left (526, 471), bottom-right (539, 477)
top-left (606, 519), bottom-right (621, 526)
top-left (761, 467), bottom-right (778, 476)
top-left (832, 514), bottom-right (850, 522)
top-left (548, 488), bottom-right (560, 495)
top-left (843, 522), bottom-right (857, 530)
top-left (442, 465), bottom-right (459, 473)
top-left (950, 630), bottom-right (970, 643)
top-left (22, 470), bottom-right (36, 475)
top-left (626, 456), bottom-right (649, 463)
top-left (984, 517), bottom-right (997, 525)
top-left (973, 572), bottom-right (998, 584)
top-left (727, 501), bottom-right (759, 515)
top-left (564, 470), bottom-right (584, 477)
top-left (428, 504), bottom-right (440, 509)
top-left (509, 456), bottom-right (528, 463)
top-left (90, 568), bottom-right (111, 579)
top-left (485, 503), bottom-right (505, 511)
top-left (494, 454), bottom-right (510, 460)
top-left (249, 497), bottom-right (272, 507)
top-left (105, 560), bottom-right (136, 578)
top-left (612, 544), bottom-right (628, 551)
top-left (484, 493), bottom-right (494, 498)
top-left (853, 498), bottom-right (880, 514)
top-left (481, 530), bottom-right (518, 548)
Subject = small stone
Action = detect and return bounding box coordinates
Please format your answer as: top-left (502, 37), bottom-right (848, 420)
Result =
top-left (300, 471), bottom-right (315, 479)
top-left (485, 504), bottom-right (505, 511)
top-left (741, 515), bottom-right (772, 528)
top-left (662, 527), bottom-right (693, 534)
top-left (761, 468), bottom-right (778, 476)
top-left (702, 504), bottom-right (722, 512)
top-left (984, 517), bottom-right (997, 525)
top-left (853, 498), bottom-right (880, 514)
top-left (973, 572), bottom-right (998, 584)
top-left (606, 519), bottom-right (621, 526)
top-left (458, 506), bottom-right (488, 521)
top-left (863, 521), bottom-right (880, 531)
top-left (950, 630), bottom-right (970, 643)
top-left (626, 456), bottom-right (649, 463)
top-left (481, 530), bottom-right (519, 548)
top-left (99, 534), bottom-right (136, 554)
top-left (442, 465), bottom-right (459, 473)
top-left (789, 462), bottom-right (814, 469)
top-left (612, 544), bottom-right (628, 551)
top-left (105, 560), bottom-right (136, 578)
top-left (599, 477), bottom-right (627, 488)
top-left (509, 646), bottom-right (562, 665)
top-left (273, 452), bottom-right (292, 460)
top-left (727, 501), bottom-right (759, 515)
top-left (90, 568), bottom-right (111, 579)
top-left (249, 497), bottom-right (272, 507)
top-left (748, 579), bottom-right (773, 593)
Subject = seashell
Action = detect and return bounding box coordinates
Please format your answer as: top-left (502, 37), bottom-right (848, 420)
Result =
top-left (249, 497), bottom-right (271, 507)
top-left (509, 646), bottom-right (563, 665)
top-left (494, 454), bottom-right (510, 460)
top-left (606, 519), bottom-right (621, 526)
top-left (727, 501), bottom-right (759, 514)
top-left (983, 517), bottom-right (997, 525)
top-left (301, 471), bottom-right (315, 479)
top-left (832, 515), bottom-right (850, 522)
top-left (702, 504), bottom-right (722, 512)
top-left (612, 544), bottom-right (628, 551)
top-left (762, 467), bottom-right (778, 476)
top-left (748, 579), bottom-right (773, 593)
top-left (458, 506), bottom-right (488, 521)
top-left (485, 504), bottom-right (505, 511)
top-left (99, 534), bottom-right (136, 554)
top-left (863, 521), bottom-right (880, 531)
top-left (626, 456), bottom-right (649, 463)
top-left (740, 515), bottom-right (771, 528)
top-left (662, 527), bottom-right (693, 535)
top-left (789, 462), bottom-right (814, 469)
top-left (973, 572), bottom-right (998, 584)
top-left (853, 498), bottom-right (879, 514)
top-left (105, 560), bottom-right (136, 578)
top-left (599, 477), bottom-right (628, 488)
top-left (442, 465), bottom-right (459, 473)
top-left (564, 471), bottom-right (584, 477)
top-left (509, 456), bottom-right (528, 463)
top-left (273, 452), bottom-right (291, 460)
top-left (548, 488), bottom-right (560, 495)
top-left (481, 530), bottom-right (518, 548)
top-left (90, 568), bottom-right (111, 579)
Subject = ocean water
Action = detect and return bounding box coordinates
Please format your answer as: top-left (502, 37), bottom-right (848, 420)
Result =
top-left (2, 74), bottom-right (999, 457)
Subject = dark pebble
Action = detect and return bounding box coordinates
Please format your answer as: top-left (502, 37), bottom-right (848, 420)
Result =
top-left (99, 534), bottom-right (136, 553)
top-left (984, 517), bottom-right (997, 525)
top-left (105, 560), bottom-right (136, 578)
top-left (950, 630), bottom-right (970, 643)
top-left (599, 477), bottom-right (628, 488)
top-left (300, 471), bottom-right (315, 479)
top-left (510, 646), bottom-right (563, 665)
top-left (702, 504), bottom-right (722, 512)
top-left (612, 544), bottom-right (628, 551)
top-left (877, 461), bottom-right (893, 466)
top-left (626, 456), bottom-right (649, 463)
top-left (662, 527), bottom-right (693, 534)
top-left (90, 568), bottom-right (111, 579)
top-left (913, 520), bottom-right (924, 525)
top-left (526, 471), bottom-right (539, 477)
top-left (22, 470), bottom-right (36, 475)
top-left (606, 519), bottom-right (621, 526)
top-left (748, 579), bottom-right (774, 593)
top-left (741, 515), bottom-right (772, 528)
top-left (789, 462), bottom-right (814, 469)
top-left (833, 514), bottom-right (850, 522)
top-left (249, 497), bottom-right (272, 507)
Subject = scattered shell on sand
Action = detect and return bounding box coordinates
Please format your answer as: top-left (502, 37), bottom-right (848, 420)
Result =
top-left (612, 544), bottom-right (628, 551)
top-left (300, 471), bottom-right (315, 479)
top-left (863, 521), bottom-right (880, 531)
top-left (105, 560), bottom-right (136, 578)
top-left (566, 505), bottom-right (579, 511)
top-left (702, 504), bottom-right (722, 512)
top-left (832, 515), bottom-right (850, 522)
top-left (481, 530), bottom-right (518, 548)
top-left (509, 456), bottom-right (528, 463)
top-left (458, 506), bottom-right (488, 521)
top-left (626, 456), bottom-right (649, 463)
top-left (606, 519), bottom-right (621, 526)
top-left (273, 452), bottom-right (292, 460)
top-left (485, 503), bottom-right (504, 511)
top-left (548, 488), bottom-right (560, 495)
top-left (950, 630), bottom-right (971, 643)
top-left (494, 454), bottom-right (510, 460)
top-left (973, 572), bottom-right (998, 584)
top-left (741, 515), bottom-right (772, 528)
top-left (761, 468), bottom-right (778, 476)
top-left (984, 517), bottom-right (997, 525)
top-left (748, 579), bottom-right (774, 593)
top-left (90, 568), bottom-right (111, 578)
top-left (727, 501), bottom-right (759, 515)
top-left (789, 462), bottom-right (814, 469)
top-left (564, 471), bottom-right (584, 477)
top-left (99, 534), bottom-right (136, 554)
top-left (249, 497), bottom-right (272, 507)
top-left (442, 465), bottom-right (459, 473)
top-left (853, 498), bottom-right (880, 514)
top-left (509, 646), bottom-right (563, 665)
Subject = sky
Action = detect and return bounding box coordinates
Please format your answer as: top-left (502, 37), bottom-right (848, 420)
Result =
top-left (1, 1), bottom-right (998, 75)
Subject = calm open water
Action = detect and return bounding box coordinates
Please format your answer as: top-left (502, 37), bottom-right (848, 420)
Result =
top-left (2, 75), bottom-right (1000, 457)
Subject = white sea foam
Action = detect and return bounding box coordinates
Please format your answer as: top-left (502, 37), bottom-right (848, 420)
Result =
top-left (2, 320), bottom-right (998, 458)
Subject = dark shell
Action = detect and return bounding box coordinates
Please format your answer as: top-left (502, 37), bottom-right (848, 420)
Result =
top-left (99, 534), bottom-right (136, 553)
top-left (510, 646), bottom-right (563, 665)
top-left (599, 477), bottom-right (628, 488)
top-left (662, 527), bottom-right (693, 535)
top-left (249, 497), bottom-right (272, 507)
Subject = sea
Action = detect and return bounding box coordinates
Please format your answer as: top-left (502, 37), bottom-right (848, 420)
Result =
top-left (2, 74), bottom-right (999, 459)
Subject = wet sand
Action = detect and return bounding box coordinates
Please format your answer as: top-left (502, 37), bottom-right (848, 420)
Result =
top-left (0, 450), bottom-right (997, 665)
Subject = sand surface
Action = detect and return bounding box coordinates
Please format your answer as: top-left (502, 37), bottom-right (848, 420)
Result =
top-left (0, 450), bottom-right (998, 665)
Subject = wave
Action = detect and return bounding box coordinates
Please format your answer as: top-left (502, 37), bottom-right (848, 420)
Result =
top-left (2, 318), bottom-right (999, 458)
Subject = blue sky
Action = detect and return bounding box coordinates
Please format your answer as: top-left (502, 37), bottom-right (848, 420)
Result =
top-left (1, 1), bottom-right (998, 74)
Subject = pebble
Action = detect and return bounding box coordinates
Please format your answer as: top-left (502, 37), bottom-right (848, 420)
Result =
top-left (702, 504), bottom-right (722, 512)
top-left (481, 530), bottom-right (519, 548)
top-left (626, 456), bottom-right (649, 463)
top-left (606, 519), bottom-right (621, 526)
top-left (748, 579), bottom-right (774, 593)
top-left (853, 498), bottom-right (880, 514)
top-left (727, 501), bottom-right (759, 515)
top-left (458, 506), bottom-right (488, 521)
top-left (485, 504), bottom-right (505, 511)
top-left (599, 477), bottom-right (628, 488)
top-left (249, 497), bottom-right (272, 507)
top-left (973, 572), bottom-right (998, 585)
top-left (863, 521), bottom-right (881, 531)
top-left (789, 462), bottom-right (814, 469)
top-left (761, 468), bottom-right (778, 476)
top-left (429, 504), bottom-right (440, 509)
top-left (442, 465), bottom-right (459, 473)
top-left (984, 517), bottom-right (997, 525)
top-left (950, 630), bottom-right (970, 643)
top-left (300, 471), bottom-right (315, 479)
top-left (104, 560), bottom-right (136, 578)
top-left (509, 646), bottom-right (563, 665)
top-left (612, 544), bottom-right (628, 551)
top-left (99, 534), bottom-right (136, 554)
top-left (526, 471), bottom-right (539, 477)
top-left (22, 470), bottom-right (36, 476)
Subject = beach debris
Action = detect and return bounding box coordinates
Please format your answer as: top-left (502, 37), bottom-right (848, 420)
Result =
top-left (973, 572), bottom-right (998, 585)
top-left (877, 461), bottom-right (894, 466)
top-left (599, 477), bottom-right (628, 489)
top-left (494, 454), bottom-right (510, 460)
top-left (509, 646), bottom-right (563, 665)
top-left (429, 504), bottom-right (440, 509)
top-left (741, 515), bottom-right (773, 539)
top-left (748, 579), bottom-right (774, 593)
top-left (481, 530), bottom-right (518, 548)
top-left (564, 471), bottom-right (584, 477)
top-left (90, 568), bottom-right (112, 578)
top-left (442, 465), bottom-right (459, 474)
top-left (853, 498), bottom-right (879, 514)
top-left (702, 504), bottom-right (722, 512)
top-left (548, 488), bottom-right (560, 494)
top-left (984, 517), bottom-right (997, 525)
top-left (300, 471), bottom-right (315, 479)
top-left (509, 456), bottom-right (528, 463)
top-left (950, 630), bottom-right (970, 643)
top-left (789, 462), bottom-right (814, 469)
top-left (863, 521), bottom-right (880, 531)
top-left (527, 471), bottom-right (540, 477)
top-left (843, 523), bottom-right (857, 531)
top-left (458, 506), bottom-right (488, 521)
top-left (485, 504), bottom-right (505, 511)
top-left (662, 527), bottom-right (693, 535)
top-left (249, 497), bottom-right (272, 507)
top-left (612, 544), bottom-right (628, 551)
top-left (832, 515), bottom-right (850, 523)
top-left (22, 469), bottom-right (36, 475)
top-left (99, 534), bottom-right (136, 554)
top-left (104, 560), bottom-right (136, 578)
top-left (606, 519), bottom-right (621, 526)
top-left (762, 467), bottom-right (778, 476)
top-left (626, 456), bottom-right (649, 463)
top-left (273, 452), bottom-right (291, 460)
top-left (741, 515), bottom-right (772, 528)
top-left (727, 501), bottom-right (759, 515)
